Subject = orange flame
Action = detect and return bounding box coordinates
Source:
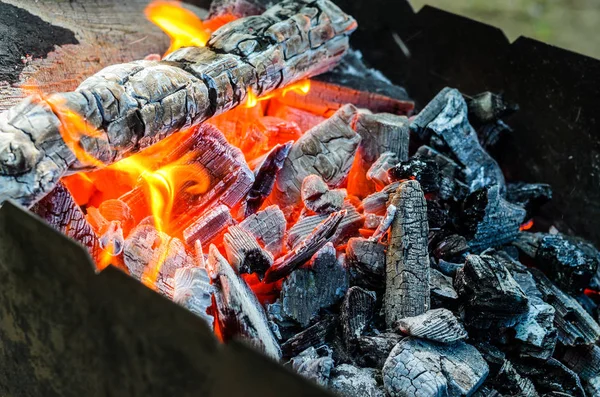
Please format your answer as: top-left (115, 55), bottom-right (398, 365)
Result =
top-left (145, 0), bottom-right (212, 56)
top-left (244, 79), bottom-right (312, 108)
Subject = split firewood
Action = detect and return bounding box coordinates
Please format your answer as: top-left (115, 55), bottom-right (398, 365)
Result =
top-left (264, 210), bottom-right (345, 283)
top-left (328, 365), bottom-right (385, 397)
top-left (394, 308), bottom-right (467, 343)
top-left (346, 237), bottom-right (385, 290)
top-left (340, 286), bottom-right (376, 346)
top-left (239, 205), bottom-right (287, 257)
top-left (288, 346), bottom-right (334, 387)
top-left (244, 142), bottom-right (292, 217)
top-left (223, 225), bottom-right (273, 279)
top-left (0, 0), bottom-right (357, 208)
top-left (385, 180), bottom-right (430, 326)
top-left (367, 152), bottom-right (398, 189)
top-left (383, 337), bottom-right (489, 397)
top-left (171, 265), bottom-right (215, 329)
top-left (410, 88), bottom-right (505, 194)
top-left (206, 244), bottom-right (281, 360)
top-left (347, 112), bottom-right (409, 197)
top-left (31, 181), bottom-right (100, 262)
top-left (274, 104), bottom-right (361, 207)
top-left (301, 174), bottom-right (346, 214)
top-left (183, 204), bottom-right (234, 246)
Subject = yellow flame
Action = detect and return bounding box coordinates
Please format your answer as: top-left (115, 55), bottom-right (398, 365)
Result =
top-left (244, 79), bottom-right (312, 108)
top-left (145, 0), bottom-right (212, 56)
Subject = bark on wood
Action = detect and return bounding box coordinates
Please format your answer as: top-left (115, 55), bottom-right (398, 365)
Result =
top-left (0, 0), bottom-right (357, 208)
top-left (385, 180), bottom-right (430, 326)
top-left (239, 204), bottom-right (287, 257)
top-left (207, 244), bottom-right (281, 360)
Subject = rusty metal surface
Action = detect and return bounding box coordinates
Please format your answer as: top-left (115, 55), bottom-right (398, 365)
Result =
top-left (0, 201), bottom-right (331, 397)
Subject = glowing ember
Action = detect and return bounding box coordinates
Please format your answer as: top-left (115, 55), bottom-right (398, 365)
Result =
top-left (244, 79), bottom-right (312, 108)
top-left (520, 218), bottom-right (534, 231)
top-left (145, 0), bottom-right (212, 56)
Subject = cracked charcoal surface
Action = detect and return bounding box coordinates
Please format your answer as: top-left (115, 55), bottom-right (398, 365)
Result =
top-left (329, 364), bottom-right (385, 397)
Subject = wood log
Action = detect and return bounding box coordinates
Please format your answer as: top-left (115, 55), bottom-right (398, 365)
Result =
top-left (384, 180), bottom-right (430, 326)
top-left (0, 0), bottom-right (357, 208)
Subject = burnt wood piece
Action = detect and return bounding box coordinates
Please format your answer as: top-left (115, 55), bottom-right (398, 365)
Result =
top-left (172, 266), bottom-right (215, 329)
top-left (346, 237), bottom-right (385, 290)
top-left (288, 201), bottom-right (363, 249)
top-left (239, 205), bottom-right (286, 257)
top-left (461, 185), bottom-right (526, 252)
top-left (280, 243), bottom-right (348, 327)
top-left (434, 259), bottom-right (463, 277)
top-left (559, 345), bottom-right (600, 396)
top-left (370, 204), bottom-right (396, 241)
top-left (476, 120), bottom-right (513, 150)
top-left (506, 182), bottom-right (552, 218)
top-left (414, 145), bottom-right (468, 201)
top-left (0, 0), bottom-right (357, 208)
top-left (367, 152), bottom-right (398, 189)
top-left (364, 213), bottom-right (383, 230)
top-left (348, 112), bottom-right (409, 196)
top-left (288, 346), bottom-right (334, 387)
top-left (529, 268), bottom-right (600, 346)
top-left (395, 308), bottom-right (466, 343)
top-left (123, 225), bottom-right (194, 297)
top-left (31, 182), bottom-right (100, 262)
top-left (207, 245), bottom-right (281, 360)
top-left (454, 254), bottom-right (529, 330)
top-left (432, 234), bottom-right (468, 261)
top-left (429, 269), bottom-right (458, 304)
top-left (98, 221), bottom-right (125, 257)
top-left (328, 364), bottom-right (385, 397)
top-left (245, 142), bottom-right (293, 217)
top-left (410, 87), bottom-right (505, 194)
top-left (183, 204), bottom-right (234, 246)
top-left (514, 358), bottom-right (586, 397)
top-left (223, 225), bottom-right (273, 279)
top-left (388, 158), bottom-right (440, 194)
top-left (274, 104), bottom-right (361, 207)
top-left (301, 174), bottom-right (346, 214)
top-left (382, 337), bottom-right (488, 397)
top-left (355, 333), bottom-right (402, 369)
top-left (340, 286), bottom-right (376, 346)
top-left (264, 210), bottom-right (345, 283)
top-left (281, 316), bottom-right (336, 358)
top-left (466, 92), bottom-right (518, 125)
top-left (385, 180), bottom-right (430, 325)
top-left (515, 232), bottom-right (599, 293)
top-left (362, 181), bottom-right (400, 216)
top-left (208, 0), bottom-right (272, 18)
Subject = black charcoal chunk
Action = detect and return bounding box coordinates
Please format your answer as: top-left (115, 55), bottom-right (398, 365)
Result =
top-left (382, 337), bottom-right (488, 397)
top-left (280, 244), bottom-right (348, 327)
top-left (514, 358), bottom-right (586, 397)
top-left (355, 333), bottom-right (402, 369)
top-left (340, 286), bottom-right (377, 345)
top-left (455, 254), bottom-right (529, 330)
top-left (362, 181), bottom-right (400, 215)
top-left (466, 92), bottom-right (518, 125)
top-left (346, 237), bottom-right (385, 290)
top-left (329, 364), bottom-right (385, 397)
top-left (434, 259), bottom-right (464, 277)
top-left (414, 145), bottom-right (468, 201)
top-left (461, 185), bottom-right (526, 252)
top-left (506, 182), bottom-right (552, 218)
top-left (289, 346), bottom-right (334, 387)
top-left (265, 300), bottom-right (298, 342)
top-left (301, 174), bottom-right (346, 214)
top-left (559, 344), bottom-right (600, 396)
top-left (432, 234), bottom-right (468, 261)
top-left (429, 268), bottom-right (458, 304)
top-left (476, 120), bottom-right (513, 149)
top-left (395, 308), bottom-right (466, 343)
top-left (281, 316), bottom-right (336, 358)
top-left (388, 158), bottom-right (440, 193)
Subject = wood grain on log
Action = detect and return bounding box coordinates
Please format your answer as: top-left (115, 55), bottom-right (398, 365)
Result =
top-left (0, 0), bottom-right (357, 208)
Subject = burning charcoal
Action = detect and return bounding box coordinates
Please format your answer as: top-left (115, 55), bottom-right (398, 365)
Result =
top-left (395, 308), bottom-right (466, 343)
top-left (171, 266), bottom-right (214, 329)
top-left (328, 365), bottom-right (385, 397)
top-left (367, 152), bottom-right (399, 189)
top-left (123, 224), bottom-right (194, 297)
top-left (515, 232), bottom-right (599, 293)
top-left (245, 142), bottom-right (293, 217)
top-left (577, 293), bottom-right (598, 317)
top-left (264, 210), bottom-right (345, 283)
top-left (454, 254), bottom-right (529, 329)
top-left (348, 112), bottom-right (409, 196)
top-left (429, 268), bottom-right (458, 304)
top-left (414, 145), bottom-right (468, 201)
top-left (239, 205), bottom-right (286, 257)
top-left (223, 225), bottom-right (273, 279)
top-left (466, 92), bottom-right (518, 125)
top-left (434, 259), bottom-right (463, 277)
top-left (514, 358), bottom-right (585, 397)
top-left (364, 213), bottom-right (383, 230)
top-left (559, 345), bottom-right (600, 396)
top-left (346, 237), bottom-right (385, 290)
top-left (207, 245), bottom-right (281, 360)
top-left (97, 199), bottom-right (135, 236)
top-left (340, 287), bottom-right (377, 345)
top-left (385, 180), bottom-right (430, 325)
top-left (98, 221), bottom-right (125, 256)
top-left (529, 268), bottom-right (600, 346)
top-left (506, 182), bottom-right (552, 218)
top-left (388, 158), bottom-right (440, 194)
top-left (432, 234), bottom-right (468, 261)
top-left (287, 201), bottom-right (362, 249)
top-left (274, 104), bottom-right (361, 207)
top-left (355, 333), bottom-right (402, 368)
top-left (281, 316), bottom-right (336, 358)
top-left (461, 185), bottom-right (526, 252)
top-left (183, 204), bottom-right (234, 246)
top-left (280, 244), bottom-right (348, 327)
top-left (410, 88), bottom-right (505, 193)
top-left (362, 181), bottom-right (400, 216)
top-left (383, 337), bottom-right (488, 397)
top-left (31, 182), bottom-right (101, 261)
top-left (301, 174), bottom-right (346, 214)
top-left (288, 346), bottom-right (334, 387)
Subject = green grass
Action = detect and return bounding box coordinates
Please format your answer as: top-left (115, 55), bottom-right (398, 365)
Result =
top-left (411, 0), bottom-right (600, 59)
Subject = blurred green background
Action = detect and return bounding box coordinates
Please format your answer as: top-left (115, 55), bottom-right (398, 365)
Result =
top-left (411, 0), bottom-right (600, 60)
